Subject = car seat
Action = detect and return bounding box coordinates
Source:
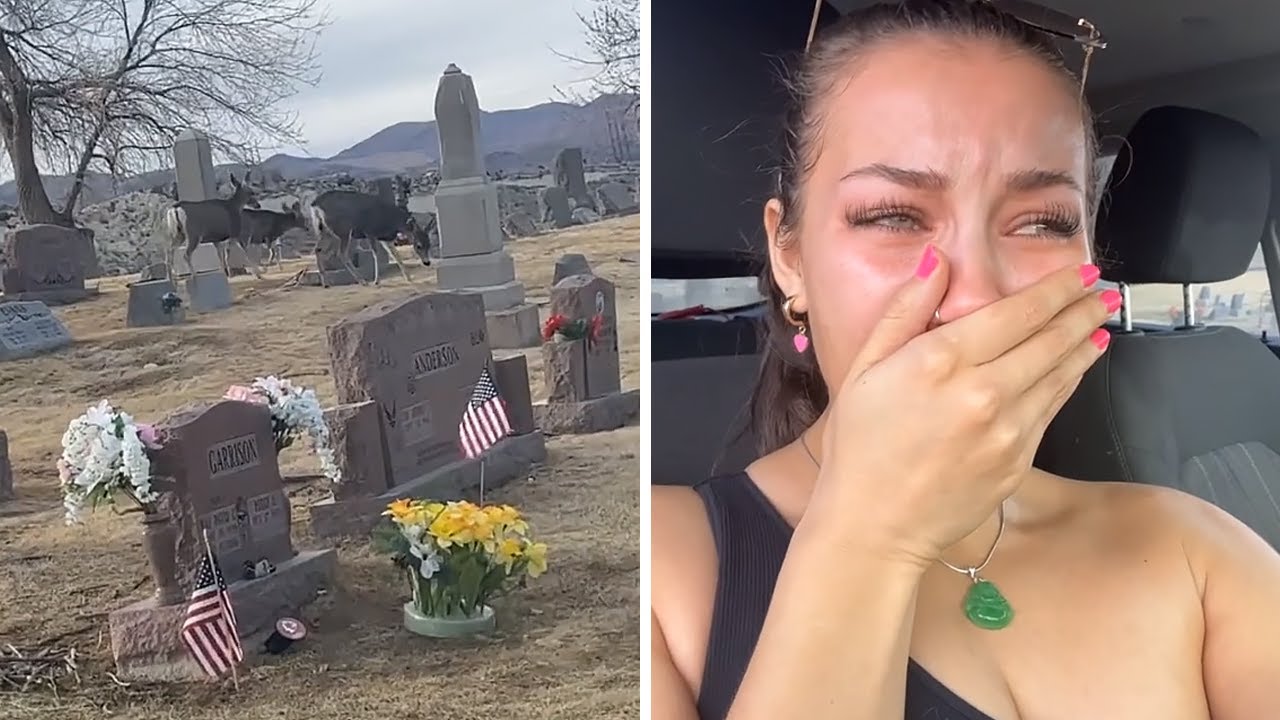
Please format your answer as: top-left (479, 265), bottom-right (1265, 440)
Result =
top-left (1036, 105), bottom-right (1280, 550)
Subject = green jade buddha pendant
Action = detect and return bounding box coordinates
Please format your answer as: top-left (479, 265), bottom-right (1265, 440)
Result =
top-left (962, 576), bottom-right (1014, 630)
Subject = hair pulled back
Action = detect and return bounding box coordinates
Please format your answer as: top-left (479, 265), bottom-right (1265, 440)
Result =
top-left (750, 0), bottom-right (1098, 454)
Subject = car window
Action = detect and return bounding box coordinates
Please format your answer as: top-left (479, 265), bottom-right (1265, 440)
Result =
top-left (1115, 246), bottom-right (1278, 336)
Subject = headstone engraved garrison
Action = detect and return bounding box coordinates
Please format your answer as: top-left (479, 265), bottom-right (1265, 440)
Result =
top-left (108, 399), bottom-right (335, 681)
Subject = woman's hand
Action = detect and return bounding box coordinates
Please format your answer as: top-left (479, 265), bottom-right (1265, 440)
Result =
top-left (805, 245), bottom-right (1117, 568)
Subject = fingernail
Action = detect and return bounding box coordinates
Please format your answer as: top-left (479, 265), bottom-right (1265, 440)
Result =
top-left (915, 245), bottom-right (938, 279)
top-left (1100, 289), bottom-right (1122, 313)
top-left (1079, 264), bottom-right (1101, 287)
top-left (1090, 328), bottom-right (1111, 351)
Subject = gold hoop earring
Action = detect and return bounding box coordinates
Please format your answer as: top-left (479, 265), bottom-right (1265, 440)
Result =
top-left (782, 296), bottom-right (809, 353)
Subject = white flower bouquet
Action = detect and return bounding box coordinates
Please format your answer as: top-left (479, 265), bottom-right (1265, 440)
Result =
top-left (58, 400), bottom-right (163, 525)
top-left (224, 376), bottom-right (341, 484)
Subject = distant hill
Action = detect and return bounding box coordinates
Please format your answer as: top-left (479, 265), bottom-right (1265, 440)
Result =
top-left (0, 93), bottom-right (639, 206)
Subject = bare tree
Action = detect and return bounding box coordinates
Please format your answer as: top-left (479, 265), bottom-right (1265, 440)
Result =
top-left (0, 0), bottom-right (327, 226)
top-left (553, 0), bottom-right (639, 108)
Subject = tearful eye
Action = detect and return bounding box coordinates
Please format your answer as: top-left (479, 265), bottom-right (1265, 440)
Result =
top-left (875, 214), bottom-right (921, 231)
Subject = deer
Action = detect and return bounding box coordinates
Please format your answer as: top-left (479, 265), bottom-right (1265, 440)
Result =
top-left (163, 174), bottom-right (263, 284)
top-left (304, 190), bottom-right (430, 287)
top-left (240, 201), bottom-right (309, 267)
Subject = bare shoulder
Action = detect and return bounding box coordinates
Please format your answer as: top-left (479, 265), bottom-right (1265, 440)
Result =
top-left (1063, 478), bottom-right (1280, 593)
top-left (651, 484), bottom-right (717, 588)
top-left (651, 484), bottom-right (720, 695)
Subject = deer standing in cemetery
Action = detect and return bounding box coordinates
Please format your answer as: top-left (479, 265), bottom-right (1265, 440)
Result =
top-left (163, 174), bottom-right (263, 283)
top-left (240, 201), bottom-right (309, 267)
top-left (304, 190), bottom-right (432, 288)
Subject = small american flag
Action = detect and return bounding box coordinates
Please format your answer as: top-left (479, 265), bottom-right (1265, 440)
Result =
top-left (459, 365), bottom-right (512, 459)
top-left (180, 547), bottom-right (244, 679)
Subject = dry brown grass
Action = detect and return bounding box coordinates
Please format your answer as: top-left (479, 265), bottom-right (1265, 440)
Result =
top-left (0, 216), bottom-right (641, 719)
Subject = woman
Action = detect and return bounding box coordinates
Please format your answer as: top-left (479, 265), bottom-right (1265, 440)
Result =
top-left (651, 2), bottom-right (1280, 719)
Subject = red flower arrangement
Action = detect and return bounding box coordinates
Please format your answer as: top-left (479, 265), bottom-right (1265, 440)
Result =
top-left (542, 313), bottom-right (605, 343)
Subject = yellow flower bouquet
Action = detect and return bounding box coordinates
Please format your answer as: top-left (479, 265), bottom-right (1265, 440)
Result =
top-left (375, 498), bottom-right (548, 637)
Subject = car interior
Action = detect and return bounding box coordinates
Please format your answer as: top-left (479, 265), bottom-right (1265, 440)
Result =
top-left (651, 0), bottom-right (1280, 551)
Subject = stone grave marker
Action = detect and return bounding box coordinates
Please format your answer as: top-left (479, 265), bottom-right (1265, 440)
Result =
top-left (0, 301), bottom-right (72, 361)
top-left (492, 354), bottom-right (536, 435)
top-left (548, 274), bottom-right (621, 401)
top-left (554, 147), bottom-right (592, 209)
top-left (311, 290), bottom-right (547, 538)
top-left (0, 429), bottom-right (11, 501)
top-left (108, 400), bottom-right (336, 681)
top-left (540, 186), bottom-right (573, 228)
top-left (535, 273), bottom-right (639, 434)
top-left (432, 63), bottom-right (540, 349)
top-left (127, 279), bottom-right (186, 327)
top-left (553, 253), bottom-right (592, 286)
top-left (152, 400), bottom-right (295, 582)
top-left (328, 291), bottom-right (493, 487)
top-left (324, 400), bottom-right (389, 500)
top-left (1, 225), bottom-right (93, 304)
top-left (169, 243), bottom-right (224, 277)
top-left (596, 183), bottom-right (639, 215)
top-left (183, 271), bottom-right (232, 312)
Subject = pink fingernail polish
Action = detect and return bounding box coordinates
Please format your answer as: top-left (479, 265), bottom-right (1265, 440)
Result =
top-left (1090, 328), bottom-right (1111, 351)
top-left (1079, 264), bottom-right (1101, 287)
top-left (915, 245), bottom-right (938, 279)
top-left (1100, 289), bottom-right (1122, 313)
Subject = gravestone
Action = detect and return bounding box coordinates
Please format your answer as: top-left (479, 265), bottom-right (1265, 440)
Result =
top-left (172, 129), bottom-right (217, 202)
top-left (299, 240), bottom-right (391, 286)
top-left (169, 242), bottom-right (225, 277)
top-left (311, 291), bottom-right (546, 538)
top-left (327, 291), bottom-right (492, 486)
top-left (184, 271), bottom-right (232, 312)
top-left (432, 64), bottom-right (540, 349)
top-left (540, 186), bottom-right (573, 229)
top-left (502, 212), bottom-right (538, 238)
top-left (1230, 293), bottom-right (1246, 317)
top-left (0, 429), bottom-right (11, 501)
top-left (1, 225), bottom-right (93, 304)
top-left (0, 301), bottom-right (72, 361)
top-left (554, 147), bottom-right (592, 209)
top-left (374, 177), bottom-right (396, 205)
top-left (325, 400), bottom-right (389, 500)
top-left (126, 279), bottom-right (186, 327)
top-left (492, 354), bottom-right (536, 435)
top-left (596, 183), bottom-right (639, 215)
top-left (108, 400), bottom-right (335, 681)
top-left (534, 273), bottom-right (639, 434)
top-left (553, 253), bottom-right (593, 286)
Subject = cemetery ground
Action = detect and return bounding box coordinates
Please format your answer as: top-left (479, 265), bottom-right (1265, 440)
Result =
top-left (0, 216), bottom-right (640, 719)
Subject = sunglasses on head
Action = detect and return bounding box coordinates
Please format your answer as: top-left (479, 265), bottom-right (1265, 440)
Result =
top-left (804, 0), bottom-right (1107, 97)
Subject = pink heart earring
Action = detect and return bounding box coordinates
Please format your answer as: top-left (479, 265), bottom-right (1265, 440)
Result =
top-left (782, 295), bottom-right (809, 353)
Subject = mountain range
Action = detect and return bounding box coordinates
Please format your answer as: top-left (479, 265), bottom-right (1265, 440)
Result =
top-left (0, 93), bottom-right (639, 208)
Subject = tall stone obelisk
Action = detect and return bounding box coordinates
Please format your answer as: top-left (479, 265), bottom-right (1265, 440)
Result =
top-left (432, 64), bottom-right (540, 348)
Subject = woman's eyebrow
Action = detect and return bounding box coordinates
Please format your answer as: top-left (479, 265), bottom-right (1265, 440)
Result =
top-left (839, 164), bottom-right (1082, 195)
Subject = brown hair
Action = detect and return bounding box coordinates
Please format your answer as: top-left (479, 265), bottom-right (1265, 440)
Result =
top-left (750, 0), bottom-right (1099, 454)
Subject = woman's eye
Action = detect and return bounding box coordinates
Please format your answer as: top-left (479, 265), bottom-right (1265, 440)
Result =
top-left (865, 214), bottom-right (921, 232)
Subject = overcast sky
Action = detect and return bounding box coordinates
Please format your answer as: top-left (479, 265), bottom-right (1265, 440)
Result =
top-left (277, 0), bottom-right (598, 158)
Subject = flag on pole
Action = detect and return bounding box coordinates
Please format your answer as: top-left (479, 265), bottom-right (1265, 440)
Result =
top-left (459, 365), bottom-right (513, 459)
top-left (180, 547), bottom-right (244, 679)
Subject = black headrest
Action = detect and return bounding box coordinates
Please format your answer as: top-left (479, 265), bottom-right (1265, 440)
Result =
top-left (1095, 106), bottom-right (1271, 285)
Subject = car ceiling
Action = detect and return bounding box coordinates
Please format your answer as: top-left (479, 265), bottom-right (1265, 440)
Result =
top-left (827, 0), bottom-right (1280, 152)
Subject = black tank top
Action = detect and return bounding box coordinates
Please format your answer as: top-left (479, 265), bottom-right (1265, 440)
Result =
top-left (693, 473), bottom-right (996, 720)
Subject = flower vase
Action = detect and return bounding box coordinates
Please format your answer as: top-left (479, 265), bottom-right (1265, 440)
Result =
top-left (402, 602), bottom-right (496, 638)
top-left (141, 512), bottom-right (184, 605)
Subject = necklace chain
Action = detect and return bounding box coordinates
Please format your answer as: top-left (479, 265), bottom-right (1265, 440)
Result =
top-left (797, 433), bottom-right (1006, 580)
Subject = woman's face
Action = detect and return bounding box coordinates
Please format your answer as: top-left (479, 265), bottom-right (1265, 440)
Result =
top-left (768, 36), bottom-right (1091, 392)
